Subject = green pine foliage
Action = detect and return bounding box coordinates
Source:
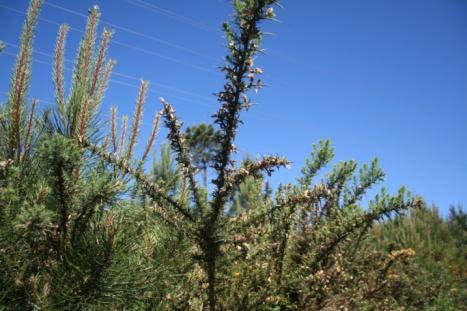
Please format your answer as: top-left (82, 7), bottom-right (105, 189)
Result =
top-left (0, 0), bottom-right (465, 309)
top-left (183, 124), bottom-right (221, 186)
top-left (370, 205), bottom-right (466, 309)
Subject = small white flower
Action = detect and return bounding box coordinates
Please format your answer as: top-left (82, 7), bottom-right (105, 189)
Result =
top-left (254, 67), bottom-right (263, 74)
top-left (266, 7), bottom-right (275, 18)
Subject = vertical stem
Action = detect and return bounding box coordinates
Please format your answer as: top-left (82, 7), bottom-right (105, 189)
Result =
top-left (207, 249), bottom-right (217, 311)
top-left (203, 165), bottom-right (208, 188)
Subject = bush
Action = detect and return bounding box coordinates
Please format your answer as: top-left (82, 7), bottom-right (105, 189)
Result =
top-left (0, 0), bottom-right (463, 309)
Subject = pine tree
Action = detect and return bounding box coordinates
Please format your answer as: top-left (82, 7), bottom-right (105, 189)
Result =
top-left (0, 3), bottom-right (166, 308)
top-left (368, 205), bottom-right (467, 308)
top-left (2, 0), bottom-right (463, 309)
top-left (183, 123), bottom-right (221, 187)
top-left (2, 0), bottom-right (42, 163)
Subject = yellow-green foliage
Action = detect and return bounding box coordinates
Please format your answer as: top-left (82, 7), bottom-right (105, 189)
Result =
top-left (0, 0), bottom-right (464, 310)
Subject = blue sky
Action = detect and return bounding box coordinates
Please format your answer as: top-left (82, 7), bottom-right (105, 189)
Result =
top-left (1, 0), bottom-right (466, 213)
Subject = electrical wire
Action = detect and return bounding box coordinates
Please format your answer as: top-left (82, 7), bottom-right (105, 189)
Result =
top-left (44, 1), bottom-right (219, 61)
top-left (124, 0), bottom-right (219, 34)
top-left (0, 3), bottom-right (219, 74)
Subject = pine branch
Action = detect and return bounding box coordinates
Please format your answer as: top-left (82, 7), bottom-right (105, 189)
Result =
top-left (89, 28), bottom-right (113, 100)
top-left (110, 106), bottom-right (118, 154)
top-left (126, 80), bottom-right (148, 163)
top-left (78, 98), bottom-right (92, 139)
top-left (141, 109), bottom-right (163, 163)
top-left (20, 98), bottom-right (37, 161)
top-left (75, 6), bottom-right (99, 92)
top-left (53, 24), bottom-right (69, 126)
top-left (7, 0), bottom-right (42, 161)
top-left (69, 6), bottom-right (100, 136)
top-left (95, 59), bottom-right (115, 105)
top-left (118, 115), bottom-right (128, 158)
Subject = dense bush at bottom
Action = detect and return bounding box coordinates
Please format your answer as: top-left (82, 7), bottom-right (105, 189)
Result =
top-left (0, 0), bottom-right (465, 309)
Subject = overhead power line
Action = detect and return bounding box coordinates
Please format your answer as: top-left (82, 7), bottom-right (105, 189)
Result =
top-left (0, 3), bottom-right (275, 120)
top-left (0, 87), bottom-right (54, 106)
top-left (2, 40), bottom-right (214, 102)
top-left (2, 2), bottom-right (314, 90)
top-left (0, 4), bottom-right (220, 74)
top-left (0, 48), bottom-right (216, 109)
top-left (44, 1), bottom-right (219, 62)
top-left (1, 46), bottom-right (274, 121)
top-left (110, 40), bottom-right (217, 74)
top-left (0, 87), bottom-right (263, 154)
top-left (124, 0), bottom-right (219, 34)
top-left (124, 0), bottom-right (314, 73)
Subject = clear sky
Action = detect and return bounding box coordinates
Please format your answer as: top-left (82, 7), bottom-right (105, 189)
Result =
top-left (1, 0), bottom-right (466, 214)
